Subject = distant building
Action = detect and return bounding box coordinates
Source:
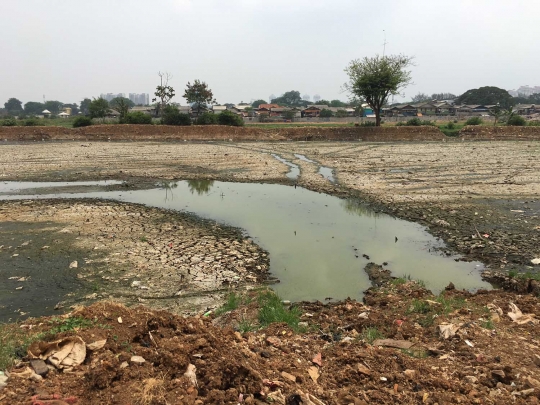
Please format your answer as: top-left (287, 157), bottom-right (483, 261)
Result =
top-left (100, 93), bottom-right (125, 102)
top-left (129, 93), bottom-right (150, 106)
top-left (302, 94), bottom-right (311, 101)
top-left (313, 94), bottom-right (321, 102)
top-left (509, 85), bottom-right (540, 97)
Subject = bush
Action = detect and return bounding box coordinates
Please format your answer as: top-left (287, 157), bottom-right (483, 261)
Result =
top-left (446, 121), bottom-right (455, 129)
top-left (465, 116), bottom-right (483, 126)
top-left (397, 118), bottom-right (436, 126)
top-left (196, 112), bottom-right (219, 125)
top-left (72, 116), bottom-right (93, 128)
top-left (1, 118), bottom-right (17, 126)
top-left (24, 118), bottom-right (39, 126)
top-left (528, 120), bottom-right (540, 126)
top-left (507, 115), bottom-right (526, 126)
top-left (161, 106), bottom-right (192, 126)
top-left (358, 121), bottom-right (376, 127)
top-left (218, 110), bottom-right (244, 126)
top-left (123, 111), bottom-right (152, 125)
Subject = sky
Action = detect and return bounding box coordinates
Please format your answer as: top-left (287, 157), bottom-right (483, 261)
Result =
top-left (1, 0), bottom-right (539, 106)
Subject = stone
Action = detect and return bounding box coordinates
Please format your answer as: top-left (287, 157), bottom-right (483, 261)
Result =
top-left (130, 355), bottom-right (146, 365)
top-left (403, 369), bottom-right (416, 379)
top-left (69, 261), bottom-right (78, 268)
top-left (30, 359), bottom-right (49, 376)
top-left (29, 373), bottom-right (43, 382)
top-left (0, 372), bottom-right (8, 390)
top-left (281, 371), bottom-right (296, 382)
top-left (119, 361), bottom-right (129, 369)
top-left (525, 376), bottom-right (540, 389)
top-left (464, 376), bottom-right (478, 384)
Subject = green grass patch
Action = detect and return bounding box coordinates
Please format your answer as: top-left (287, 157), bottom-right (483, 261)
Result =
top-left (408, 299), bottom-right (431, 314)
top-left (257, 291), bottom-right (301, 330)
top-left (390, 277), bottom-right (407, 286)
top-left (237, 317), bottom-right (257, 333)
top-left (47, 316), bottom-right (95, 335)
top-left (215, 292), bottom-right (243, 316)
top-left (480, 319), bottom-right (494, 330)
top-left (401, 347), bottom-right (429, 359)
top-left (361, 326), bottom-right (385, 344)
top-left (435, 295), bottom-right (466, 315)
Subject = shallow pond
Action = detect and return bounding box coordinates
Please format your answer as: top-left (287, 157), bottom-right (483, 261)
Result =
top-left (0, 180), bottom-right (491, 306)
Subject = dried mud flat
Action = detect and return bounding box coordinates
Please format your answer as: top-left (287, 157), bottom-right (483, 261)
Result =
top-left (0, 200), bottom-right (269, 320)
top-left (0, 139), bottom-right (540, 404)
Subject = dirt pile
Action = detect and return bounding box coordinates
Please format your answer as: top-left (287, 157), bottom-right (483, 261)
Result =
top-left (0, 125), bottom-right (445, 142)
top-left (1, 279), bottom-right (539, 404)
top-left (459, 126), bottom-right (540, 141)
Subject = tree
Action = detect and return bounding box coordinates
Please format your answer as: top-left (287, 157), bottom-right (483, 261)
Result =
top-left (329, 100), bottom-right (347, 107)
top-left (24, 101), bottom-right (45, 115)
top-left (196, 112), bottom-right (219, 125)
top-left (336, 109), bottom-right (348, 118)
top-left (183, 80), bottom-right (216, 117)
top-left (431, 92), bottom-right (456, 100)
top-left (252, 99), bottom-right (267, 108)
top-left (44, 100), bottom-right (63, 114)
top-left (456, 86), bottom-right (514, 109)
top-left (320, 109), bottom-right (334, 118)
top-left (489, 106), bottom-right (504, 126)
top-left (123, 111), bottom-right (152, 124)
top-left (152, 72), bottom-right (175, 117)
top-left (411, 92), bottom-right (430, 103)
top-left (282, 110), bottom-right (296, 121)
top-left (161, 105), bottom-right (191, 126)
top-left (344, 54), bottom-right (414, 126)
top-left (218, 110), bottom-right (244, 126)
top-left (271, 91), bottom-right (303, 107)
top-left (89, 98), bottom-right (110, 119)
top-left (4, 98), bottom-right (23, 114)
top-left (80, 98), bottom-right (92, 115)
top-left (72, 116), bottom-right (92, 128)
top-left (110, 97), bottom-right (133, 121)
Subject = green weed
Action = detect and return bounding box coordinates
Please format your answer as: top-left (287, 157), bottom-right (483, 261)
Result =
top-left (436, 295), bottom-right (466, 315)
top-left (0, 324), bottom-right (45, 370)
top-left (361, 327), bottom-right (385, 344)
top-left (408, 299), bottom-right (431, 314)
top-left (215, 292), bottom-right (243, 315)
top-left (480, 319), bottom-right (494, 330)
top-left (140, 236), bottom-right (148, 242)
top-left (257, 291), bottom-right (301, 330)
top-left (48, 316), bottom-right (94, 334)
top-left (237, 317), bottom-right (257, 333)
top-left (401, 347), bottom-right (429, 359)
top-left (391, 277), bottom-right (407, 286)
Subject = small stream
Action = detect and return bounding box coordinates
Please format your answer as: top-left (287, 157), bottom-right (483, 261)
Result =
top-left (294, 154), bottom-right (336, 183)
top-left (0, 180), bottom-right (490, 313)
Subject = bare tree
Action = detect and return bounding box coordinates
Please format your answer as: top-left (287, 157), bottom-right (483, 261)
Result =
top-left (152, 72), bottom-right (175, 117)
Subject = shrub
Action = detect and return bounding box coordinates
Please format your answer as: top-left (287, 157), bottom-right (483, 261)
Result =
top-left (161, 107), bottom-right (191, 126)
top-left (506, 115), bottom-right (526, 126)
top-left (196, 112), bottom-right (219, 125)
top-left (528, 120), bottom-right (540, 126)
top-left (1, 118), bottom-right (17, 126)
top-left (358, 120), bottom-right (376, 127)
top-left (72, 116), bottom-right (93, 128)
top-left (24, 118), bottom-right (39, 126)
top-left (446, 121), bottom-right (455, 129)
top-left (218, 110), bottom-right (244, 126)
top-left (123, 111), bottom-right (153, 125)
top-left (465, 116), bottom-right (483, 126)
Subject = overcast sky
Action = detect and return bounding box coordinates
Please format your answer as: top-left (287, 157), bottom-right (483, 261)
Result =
top-left (2, 0), bottom-right (539, 106)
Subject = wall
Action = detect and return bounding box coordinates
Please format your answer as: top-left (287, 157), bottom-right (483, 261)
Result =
top-left (459, 126), bottom-right (540, 140)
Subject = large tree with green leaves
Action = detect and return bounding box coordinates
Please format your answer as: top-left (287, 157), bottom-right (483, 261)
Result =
top-left (109, 97), bottom-right (134, 121)
top-left (456, 86), bottom-right (514, 109)
top-left (183, 80), bottom-right (216, 116)
top-left (344, 54), bottom-right (414, 126)
top-left (152, 72), bottom-right (175, 117)
top-left (270, 91), bottom-right (303, 107)
top-left (24, 101), bottom-right (45, 115)
top-left (80, 98), bottom-right (92, 115)
top-left (44, 100), bottom-right (63, 114)
top-left (89, 98), bottom-right (110, 119)
top-left (4, 98), bottom-right (23, 114)
top-left (252, 99), bottom-right (267, 108)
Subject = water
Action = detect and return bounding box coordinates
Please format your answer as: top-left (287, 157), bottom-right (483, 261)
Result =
top-left (0, 180), bottom-right (490, 304)
top-left (0, 180), bottom-right (123, 194)
top-left (271, 154), bottom-right (300, 180)
top-left (294, 154), bottom-right (336, 183)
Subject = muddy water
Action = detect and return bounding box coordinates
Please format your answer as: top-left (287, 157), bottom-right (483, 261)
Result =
top-left (294, 154), bottom-right (336, 183)
top-left (0, 181), bottom-right (491, 304)
top-left (271, 154), bottom-right (300, 180)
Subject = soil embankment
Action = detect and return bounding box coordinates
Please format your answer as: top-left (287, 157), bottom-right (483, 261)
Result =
top-left (0, 125), bottom-right (445, 142)
top-left (459, 125), bottom-right (540, 140)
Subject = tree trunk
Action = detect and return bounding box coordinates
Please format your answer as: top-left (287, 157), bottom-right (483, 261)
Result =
top-left (375, 113), bottom-right (381, 127)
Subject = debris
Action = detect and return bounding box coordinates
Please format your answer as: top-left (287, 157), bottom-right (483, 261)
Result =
top-left (0, 371), bottom-right (8, 390)
top-left (117, 317), bottom-right (123, 324)
top-left (534, 354), bottom-right (540, 367)
top-left (531, 258), bottom-right (540, 265)
top-left (507, 302), bottom-right (536, 325)
top-left (525, 376), bottom-right (540, 389)
top-left (184, 364), bottom-right (197, 387)
top-left (437, 323), bottom-right (461, 339)
top-left (464, 376), bottom-right (478, 384)
top-left (464, 339), bottom-right (474, 347)
top-left (28, 336), bottom-right (86, 370)
top-left (69, 261), bottom-right (78, 269)
top-left (130, 355), bottom-right (146, 365)
top-left (357, 363), bottom-right (371, 376)
top-left (372, 339), bottom-right (414, 349)
top-left (307, 366), bottom-right (319, 383)
top-left (266, 336), bottom-right (281, 347)
top-left (86, 339), bottom-right (107, 351)
top-left (312, 352), bottom-right (322, 367)
top-left (403, 369), bottom-right (415, 379)
top-left (281, 371), bottom-right (296, 382)
top-left (263, 379), bottom-right (283, 389)
top-left (29, 359), bottom-right (49, 376)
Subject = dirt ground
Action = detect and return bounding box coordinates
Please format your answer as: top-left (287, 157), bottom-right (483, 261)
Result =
top-left (0, 139), bottom-right (539, 403)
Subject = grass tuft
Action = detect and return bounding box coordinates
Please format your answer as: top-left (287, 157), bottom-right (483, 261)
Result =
top-left (215, 292), bottom-right (243, 316)
top-left (361, 326), bottom-right (385, 344)
top-left (257, 291), bottom-right (301, 330)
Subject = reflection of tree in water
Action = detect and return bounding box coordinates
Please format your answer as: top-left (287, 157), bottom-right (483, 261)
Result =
top-left (188, 180), bottom-right (214, 195)
top-left (158, 180), bottom-right (178, 201)
top-left (341, 199), bottom-right (381, 218)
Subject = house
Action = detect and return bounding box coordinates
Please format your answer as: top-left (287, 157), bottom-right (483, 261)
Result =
top-left (212, 105), bottom-right (228, 114)
top-left (41, 109), bottom-right (52, 118)
top-left (256, 104), bottom-right (280, 116)
top-left (515, 104), bottom-right (538, 115)
top-left (383, 104), bottom-right (418, 117)
top-left (302, 105), bottom-right (329, 118)
top-left (106, 109), bottom-right (120, 118)
top-left (58, 112), bottom-right (70, 119)
top-left (178, 106), bottom-right (192, 115)
top-left (130, 106), bottom-right (156, 115)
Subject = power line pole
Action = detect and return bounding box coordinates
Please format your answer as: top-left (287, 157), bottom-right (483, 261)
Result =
top-left (382, 30), bottom-right (388, 56)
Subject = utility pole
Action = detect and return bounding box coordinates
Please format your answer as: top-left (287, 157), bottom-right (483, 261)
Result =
top-left (382, 30), bottom-right (388, 57)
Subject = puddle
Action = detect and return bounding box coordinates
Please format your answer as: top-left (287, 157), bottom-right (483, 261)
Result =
top-left (0, 180), bottom-right (124, 195)
top-left (294, 154), bottom-right (336, 183)
top-left (0, 180), bottom-right (491, 305)
top-left (271, 154), bottom-right (299, 180)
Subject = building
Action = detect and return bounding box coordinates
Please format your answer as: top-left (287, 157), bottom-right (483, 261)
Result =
top-left (100, 93), bottom-right (125, 102)
top-left (129, 93), bottom-right (150, 106)
top-left (212, 105), bottom-right (228, 114)
top-left (302, 105), bottom-right (329, 118)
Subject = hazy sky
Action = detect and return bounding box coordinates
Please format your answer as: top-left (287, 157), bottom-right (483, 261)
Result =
top-left (2, 0), bottom-right (539, 106)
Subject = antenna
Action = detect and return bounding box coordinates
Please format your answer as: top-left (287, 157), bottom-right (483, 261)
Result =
top-left (382, 30), bottom-right (388, 56)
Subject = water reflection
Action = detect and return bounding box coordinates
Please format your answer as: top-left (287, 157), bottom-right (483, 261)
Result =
top-left (342, 198), bottom-right (381, 218)
top-left (158, 181), bottom-right (178, 201)
top-left (187, 180), bottom-right (215, 195)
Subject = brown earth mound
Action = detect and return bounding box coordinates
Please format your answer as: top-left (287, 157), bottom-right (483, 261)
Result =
top-left (1, 280), bottom-right (539, 405)
top-left (459, 126), bottom-right (540, 140)
top-left (0, 125), bottom-right (445, 143)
